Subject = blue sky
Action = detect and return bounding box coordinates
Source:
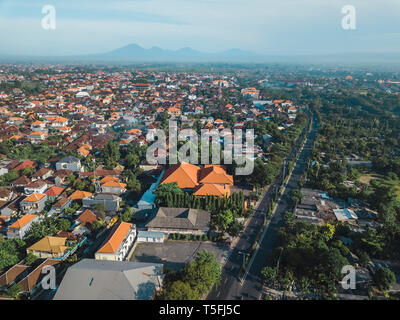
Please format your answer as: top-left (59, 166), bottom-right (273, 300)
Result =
top-left (1, 0), bottom-right (400, 56)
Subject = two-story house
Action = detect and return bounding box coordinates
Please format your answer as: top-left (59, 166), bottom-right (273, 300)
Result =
top-left (24, 180), bottom-right (48, 195)
top-left (82, 193), bottom-right (121, 213)
top-left (56, 156), bottom-right (82, 172)
top-left (95, 222), bottom-right (136, 261)
top-left (100, 181), bottom-right (127, 195)
top-left (7, 214), bottom-right (39, 239)
top-left (20, 193), bottom-right (47, 214)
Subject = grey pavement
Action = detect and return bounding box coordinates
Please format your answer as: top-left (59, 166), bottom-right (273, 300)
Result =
top-left (130, 240), bottom-right (229, 270)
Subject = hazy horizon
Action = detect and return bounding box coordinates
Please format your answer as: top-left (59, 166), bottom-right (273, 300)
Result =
top-left (0, 0), bottom-right (400, 57)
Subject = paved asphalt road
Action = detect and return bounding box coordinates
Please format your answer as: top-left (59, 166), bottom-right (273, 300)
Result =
top-left (207, 116), bottom-right (318, 300)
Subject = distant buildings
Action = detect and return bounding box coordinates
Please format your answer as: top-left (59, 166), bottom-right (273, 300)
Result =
top-left (241, 87), bottom-right (260, 100)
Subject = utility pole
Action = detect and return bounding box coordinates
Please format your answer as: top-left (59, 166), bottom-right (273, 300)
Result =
top-left (276, 247), bottom-right (283, 275)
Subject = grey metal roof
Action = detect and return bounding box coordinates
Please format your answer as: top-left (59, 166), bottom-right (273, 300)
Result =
top-left (93, 193), bottom-right (120, 200)
top-left (53, 259), bottom-right (163, 300)
top-left (138, 231), bottom-right (164, 239)
top-left (145, 207), bottom-right (210, 230)
top-left (59, 156), bottom-right (80, 163)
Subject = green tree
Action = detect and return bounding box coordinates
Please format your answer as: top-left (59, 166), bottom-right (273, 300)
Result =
top-left (162, 280), bottom-right (197, 300)
top-left (216, 209), bottom-right (234, 231)
top-left (290, 189), bottom-right (303, 207)
top-left (155, 182), bottom-right (183, 206)
top-left (183, 250), bottom-right (221, 297)
top-left (126, 153), bottom-right (139, 169)
top-left (261, 266), bottom-right (277, 285)
top-left (20, 167), bottom-right (34, 176)
top-left (103, 140), bottom-right (120, 169)
top-left (127, 175), bottom-right (141, 195)
top-left (227, 220), bottom-right (244, 237)
top-left (91, 220), bottom-right (103, 232)
top-left (7, 284), bottom-right (22, 299)
top-left (120, 207), bottom-right (134, 222)
top-left (58, 218), bottom-right (71, 231)
top-left (25, 252), bottom-right (38, 265)
top-left (373, 267), bottom-right (396, 292)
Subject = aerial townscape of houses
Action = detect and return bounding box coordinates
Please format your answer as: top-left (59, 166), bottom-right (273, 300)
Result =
top-left (1, 65), bottom-right (383, 300)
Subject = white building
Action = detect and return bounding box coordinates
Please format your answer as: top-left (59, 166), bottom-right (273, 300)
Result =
top-left (7, 214), bottom-right (39, 239)
top-left (95, 222), bottom-right (136, 261)
top-left (137, 231), bottom-right (164, 243)
top-left (56, 156), bottom-right (82, 172)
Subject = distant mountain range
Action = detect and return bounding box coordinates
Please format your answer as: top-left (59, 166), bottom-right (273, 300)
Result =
top-left (1, 43), bottom-right (400, 65)
top-left (100, 43), bottom-right (262, 62)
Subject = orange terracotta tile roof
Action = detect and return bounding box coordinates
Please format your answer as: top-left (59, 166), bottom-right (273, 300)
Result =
top-left (119, 139), bottom-right (130, 145)
top-left (77, 146), bottom-right (90, 156)
top-left (102, 181), bottom-right (127, 188)
top-left (126, 128), bottom-right (142, 134)
top-left (168, 107), bottom-right (181, 113)
top-left (44, 186), bottom-right (64, 197)
top-left (193, 183), bottom-right (231, 197)
top-left (161, 162), bottom-right (200, 189)
top-left (30, 131), bottom-right (48, 136)
top-left (97, 222), bottom-right (132, 254)
top-left (52, 116), bottom-right (68, 123)
top-left (23, 193), bottom-right (46, 202)
top-left (100, 176), bottom-right (119, 184)
top-left (77, 209), bottom-right (98, 225)
top-left (9, 214), bottom-right (37, 229)
top-left (68, 190), bottom-right (92, 200)
top-left (199, 165), bottom-right (233, 185)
